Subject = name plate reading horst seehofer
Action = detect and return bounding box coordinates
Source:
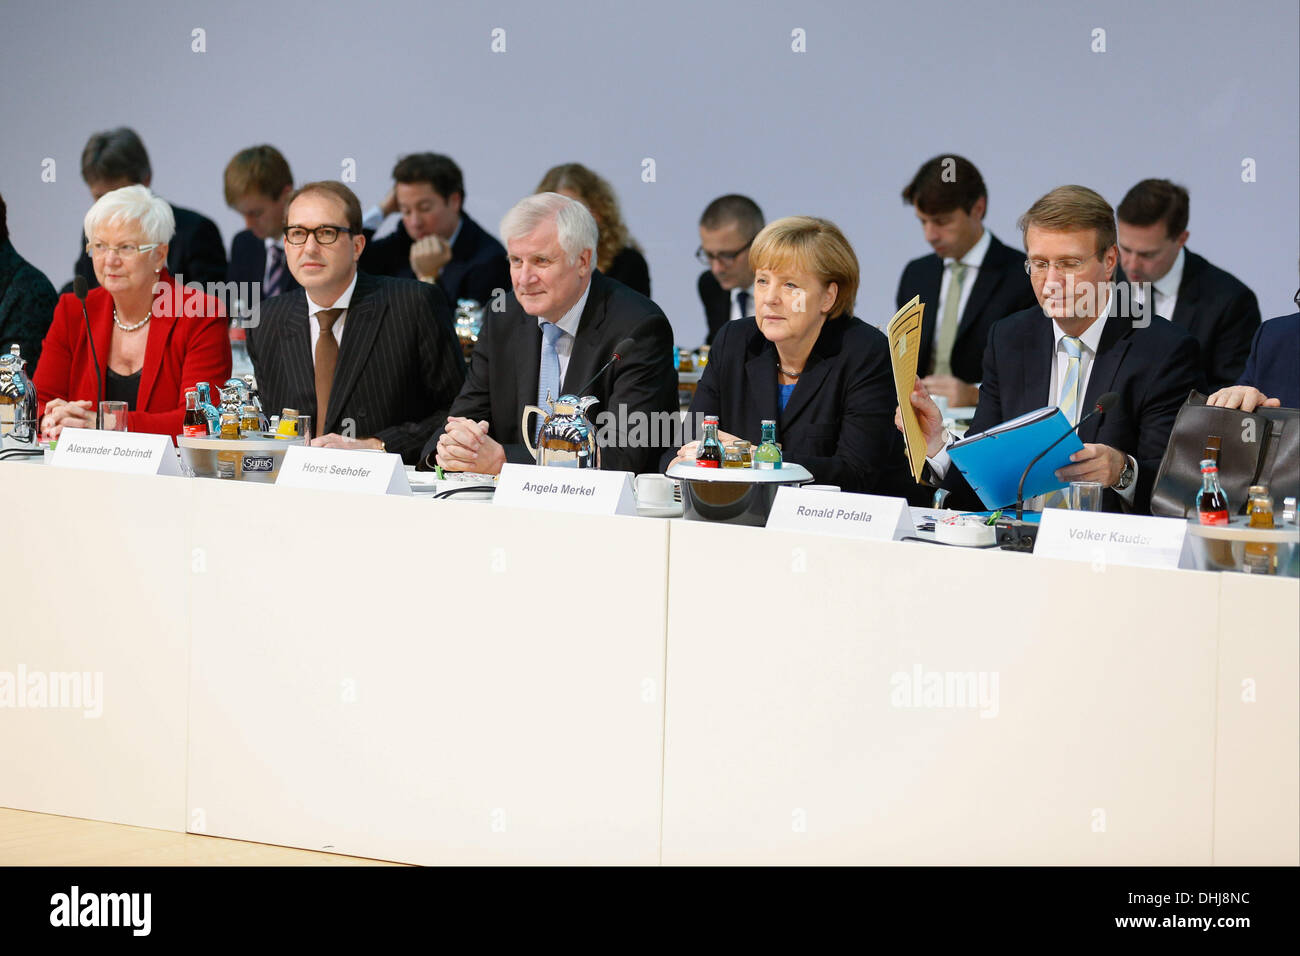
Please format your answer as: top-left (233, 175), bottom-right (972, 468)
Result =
top-left (493, 463), bottom-right (637, 516)
top-left (276, 445), bottom-right (411, 496)
top-left (766, 487), bottom-right (914, 541)
top-left (1035, 509), bottom-right (1191, 570)
top-left (50, 428), bottom-right (183, 476)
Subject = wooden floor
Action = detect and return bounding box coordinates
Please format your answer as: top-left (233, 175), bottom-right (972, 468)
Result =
top-left (0, 808), bottom-right (405, 866)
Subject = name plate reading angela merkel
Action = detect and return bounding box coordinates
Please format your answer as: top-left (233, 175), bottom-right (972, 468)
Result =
top-left (1034, 509), bottom-right (1192, 570)
top-left (50, 428), bottom-right (183, 476)
top-left (494, 463), bottom-right (637, 516)
top-left (766, 487), bottom-right (914, 541)
top-left (276, 445), bottom-right (411, 496)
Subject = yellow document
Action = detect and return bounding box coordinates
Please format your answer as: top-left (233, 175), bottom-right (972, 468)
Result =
top-left (888, 295), bottom-right (926, 481)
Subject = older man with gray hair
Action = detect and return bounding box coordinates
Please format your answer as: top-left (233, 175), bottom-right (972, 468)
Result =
top-left (421, 192), bottom-right (676, 474)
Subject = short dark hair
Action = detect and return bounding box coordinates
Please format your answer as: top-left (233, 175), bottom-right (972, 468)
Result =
top-left (224, 145), bottom-right (293, 206)
top-left (391, 153), bottom-right (464, 203)
top-left (286, 181), bottom-right (363, 234)
top-left (81, 127), bottom-right (151, 185)
top-left (0, 193), bottom-right (8, 245)
top-left (1117, 179), bottom-right (1190, 239)
top-left (699, 194), bottom-right (764, 236)
top-left (901, 155), bottom-right (986, 216)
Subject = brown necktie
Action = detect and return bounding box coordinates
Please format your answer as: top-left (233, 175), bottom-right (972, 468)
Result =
top-left (315, 308), bottom-right (343, 429)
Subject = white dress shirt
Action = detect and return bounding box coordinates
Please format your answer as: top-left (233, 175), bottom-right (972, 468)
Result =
top-left (1131, 246), bottom-right (1184, 320)
top-left (537, 281), bottom-right (591, 386)
top-left (306, 272), bottom-right (358, 368)
top-left (934, 227), bottom-right (992, 343)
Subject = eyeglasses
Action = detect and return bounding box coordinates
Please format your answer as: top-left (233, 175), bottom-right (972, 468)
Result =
top-left (284, 225), bottom-right (353, 245)
top-left (695, 238), bottom-right (754, 267)
top-left (87, 241), bottom-right (160, 258)
top-left (1024, 250), bottom-right (1105, 277)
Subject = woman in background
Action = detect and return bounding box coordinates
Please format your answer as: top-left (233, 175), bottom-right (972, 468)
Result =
top-left (536, 162), bottom-right (651, 297)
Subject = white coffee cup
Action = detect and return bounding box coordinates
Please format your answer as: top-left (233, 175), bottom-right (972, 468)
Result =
top-left (635, 473), bottom-right (676, 506)
top-left (805, 484), bottom-right (841, 493)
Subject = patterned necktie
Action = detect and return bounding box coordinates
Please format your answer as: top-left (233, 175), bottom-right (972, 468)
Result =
top-left (265, 243), bottom-right (285, 298)
top-left (736, 289), bottom-right (749, 320)
top-left (932, 262), bottom-right (967, 377)
top-left (315, 308), bottom-right (343, 431)
top-left (1045, 336), bottom-right (1085, 509)
top-left (537, 322), bottom-right (564, 441)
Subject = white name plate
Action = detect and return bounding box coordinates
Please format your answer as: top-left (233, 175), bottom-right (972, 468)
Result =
top-left (277, 445), bottom-right (411, 495)
top-left (1035, 508), bottom-right (1192, 570)
top-left (50, 428), bottom-right (182, 476)
top-left (766, 487), bottom-right (915, 541)
top-left (494, 462), bottom-right (636, 516)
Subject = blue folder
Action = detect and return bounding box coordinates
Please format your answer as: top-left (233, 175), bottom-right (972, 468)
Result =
top-left (947, 406), bottom-right (1083, 509)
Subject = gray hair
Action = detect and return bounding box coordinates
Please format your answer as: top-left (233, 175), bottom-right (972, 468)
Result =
top-left (500, 192), bottom-right (598, 266)
top-left (83, 184), bottom-right (175, 245)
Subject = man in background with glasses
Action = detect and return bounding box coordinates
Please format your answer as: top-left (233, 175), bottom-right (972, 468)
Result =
top-left (696, 195), bottom-right (763, 346)
top-left (246, 182), bottom-right (464, 464)
top-left (898, 185), bottom-right (1199, 515)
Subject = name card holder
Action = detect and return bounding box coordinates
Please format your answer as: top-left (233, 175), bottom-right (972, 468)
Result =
top-left (276, 445), bottom-right (411, 495)
top-left (766, 487), bottom-right (915, 541)
top-left (493, 463), bottom-right (636, 516)
top-left (50, 428), bottom-right (182, 476)
top-left (1034, 508), bottom-right (1192, 570)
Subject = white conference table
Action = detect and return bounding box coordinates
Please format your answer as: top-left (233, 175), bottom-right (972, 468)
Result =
top-left (1, 460), bottom-right (1294, 865)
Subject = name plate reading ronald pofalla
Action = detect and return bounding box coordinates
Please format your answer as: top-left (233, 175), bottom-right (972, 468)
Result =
top-left (50, 428), bottom-right (182, 476)
top-left (276, 445), bottom-right (411, 495)
top-left (766, 487), bottom-right (914, 541)
top-left (494, 463), bottom-right (636, 516)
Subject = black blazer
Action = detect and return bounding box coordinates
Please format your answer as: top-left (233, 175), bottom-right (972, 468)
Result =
top-left (939, 305), bottom-right (1200, 514)
top-left (227, 230), bottom-right (300, 298)
top-left (1117, 250), bottom-right (1260, 392)
top-left (71, 203), bottom-right (226, 292)
top-left (605, 245), bottom-right (650, 298)
top-left (420, 270), bottom-right (678, 474)
top-left (668, 316), bottom-right (912, 496)
top-left (698, 270), bottom-right (732, 345)
top-left (1240, 312), bottom-right (1300, 409)
top-left (246, 271), bottom-right (465, 464)
top-left (359, 211), bottom-right (511, 308)
top-left (894, 232), bottom-right (1037, 383)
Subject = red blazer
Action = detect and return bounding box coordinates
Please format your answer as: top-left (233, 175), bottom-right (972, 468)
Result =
top-left (35, 269), bottom-right (231, 437)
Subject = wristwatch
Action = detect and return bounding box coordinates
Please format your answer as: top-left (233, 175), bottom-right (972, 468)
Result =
top-left (374, 437), bottom-right (387, 453)
top-left (1112, 456), bottom-right (1136, 491)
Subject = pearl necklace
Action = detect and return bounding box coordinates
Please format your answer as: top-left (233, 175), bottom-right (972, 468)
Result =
top-left (113, 307), bottom-right (152, 332)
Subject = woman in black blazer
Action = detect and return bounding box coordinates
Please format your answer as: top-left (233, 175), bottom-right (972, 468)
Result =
top-left (667, 216), bottom-right (910, 495)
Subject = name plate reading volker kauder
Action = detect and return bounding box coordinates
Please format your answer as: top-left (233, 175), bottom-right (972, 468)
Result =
top-left (276, 445), bottom-right (411, 496)
top-left (494, 463), bottom-right (636, 516)
top-left (1035, 508), bottom-right (1192, 570)
top-left (766, 487), bottom-right (914, 541)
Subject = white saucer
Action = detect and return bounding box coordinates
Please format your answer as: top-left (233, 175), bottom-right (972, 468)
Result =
top-left (637, 501), bottom-right (684, 518)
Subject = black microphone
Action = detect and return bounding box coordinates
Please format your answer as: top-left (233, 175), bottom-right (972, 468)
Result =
top-left (73, 276), bottom-right (104, 430)
top-left (1014, 391), bottom-right (1119, 521)
top-left (573, 336), bottom-right (636, 397)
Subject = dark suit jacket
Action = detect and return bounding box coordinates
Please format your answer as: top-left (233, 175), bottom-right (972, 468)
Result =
top-left (420, 270), bottom-right (678, 474)
top-left (227, 230), bottom-right (300, 298)
top-left (665, 315), bottom-right (911, 495)
top-left (71, 203), bottom-right (226, 293)
top-left (605, 246), bottom-right (650, 298)
top-left (359, 211), bottom-right (511, 308)
top-left (698, 270), bottom-right (732, 345)
top-left (895, 232), bottom-right (1037, 383)
top-left (246, 271), bottom-right (465, 464)
top-left (938, 305), bottom-right (1200, 514)
top-left (0, 240), bottom-right (58, 375)
top-left (1117, 250), bottom-right (1260, 392)
top-left (1240, 312), bottom-right (1300, 408)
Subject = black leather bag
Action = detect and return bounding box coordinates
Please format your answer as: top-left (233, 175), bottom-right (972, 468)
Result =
top-left (1151, 392), bottom-right (1299, 517)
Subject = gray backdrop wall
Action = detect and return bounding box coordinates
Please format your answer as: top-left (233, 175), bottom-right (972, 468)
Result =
top-left (3, 0), bottom-right (1297, 344)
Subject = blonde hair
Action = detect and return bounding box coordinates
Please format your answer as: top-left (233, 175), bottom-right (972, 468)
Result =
top-left (749, 216), bottom-right (858, 319)
top-left (1018, 185), bottom-right (1117, 253)
top-left (535, 163), bottom-right (633, 273)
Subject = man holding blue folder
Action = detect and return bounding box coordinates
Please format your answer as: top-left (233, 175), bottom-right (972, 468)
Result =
top-left (899, 185), bottom-right (1198, 515)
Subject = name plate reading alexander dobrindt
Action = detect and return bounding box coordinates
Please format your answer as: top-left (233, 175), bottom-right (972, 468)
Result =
top-left (765, 487), bottom-right (914, 541)
top-left (1034, 508), bottom-right (1192, 570)
top-left (276, 445), bottom-right (411, 496)
top-left (493, 462), bottom-right (636, 516)
top-left (50, 428), bottom-right (183, 476)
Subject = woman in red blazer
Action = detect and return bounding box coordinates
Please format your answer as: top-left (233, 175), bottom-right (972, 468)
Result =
top-left (36, 185), bottom-right (231, 440)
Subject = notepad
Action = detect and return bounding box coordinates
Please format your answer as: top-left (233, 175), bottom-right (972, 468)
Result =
top-left (947, 406), bottom-right (1083, 509)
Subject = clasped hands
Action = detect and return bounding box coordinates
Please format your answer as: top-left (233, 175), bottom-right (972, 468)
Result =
top-left (436, 417), bottom-right (507, 474)
top-left (668, 426), bottom-right (742, 469)
top-left (41, 399), bottom-right (96, 439)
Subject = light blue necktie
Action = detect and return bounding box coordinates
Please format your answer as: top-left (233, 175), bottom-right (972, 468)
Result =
top-left (1045, 336), bottom-right (1084, 509)
top-left (537, 322), bottom-right (563, 440)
